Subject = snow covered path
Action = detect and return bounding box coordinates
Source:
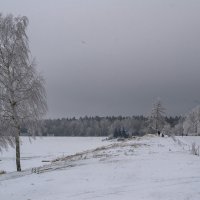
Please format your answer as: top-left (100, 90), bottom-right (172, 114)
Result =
top-left (1, 136), bottom-right (200, 200)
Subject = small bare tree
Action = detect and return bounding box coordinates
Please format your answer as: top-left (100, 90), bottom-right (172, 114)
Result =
top-left (0, 14), bottom-right (47, 171)
top-left (148, 98), bottom-right (166, 134)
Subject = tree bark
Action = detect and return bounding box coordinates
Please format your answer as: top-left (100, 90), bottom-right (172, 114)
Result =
top-left (15, 130), bottom-right (21, 172)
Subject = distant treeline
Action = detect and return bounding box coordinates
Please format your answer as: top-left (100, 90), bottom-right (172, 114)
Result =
top-left (30, 116), bottom-right (181, 137)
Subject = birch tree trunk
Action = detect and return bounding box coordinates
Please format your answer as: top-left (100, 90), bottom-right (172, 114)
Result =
top-left (15, 131), bottom-right (21, 171)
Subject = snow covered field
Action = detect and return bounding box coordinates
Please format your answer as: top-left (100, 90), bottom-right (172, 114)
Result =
top-left (1, 136), bottom-right (200, 200)
top-left (0, 137), bottom-right (107, 172)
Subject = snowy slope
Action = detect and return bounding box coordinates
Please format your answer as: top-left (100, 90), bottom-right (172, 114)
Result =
top-left (0, 137), bottom-right (107, 172)
top-left (0, 135), bottom-right (200, 200)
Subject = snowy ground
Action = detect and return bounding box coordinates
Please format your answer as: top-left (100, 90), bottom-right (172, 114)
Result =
top-left (0, 135), bottom-right (200, 200)
top-left (0, 137), bottom-right (107, 172)
top-left (177, 136), bottom-right (200, 146)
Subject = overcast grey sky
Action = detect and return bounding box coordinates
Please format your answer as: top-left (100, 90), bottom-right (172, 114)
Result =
top-left (1, 0), bottom-right (200, 118)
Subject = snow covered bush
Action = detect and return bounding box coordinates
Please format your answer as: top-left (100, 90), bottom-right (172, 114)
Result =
top-left (183, 105), bottom-right (200, 136)
top-left (191, 142), bottom-right (199, 156)
top-left (162, 124), bottom-right (172, 136)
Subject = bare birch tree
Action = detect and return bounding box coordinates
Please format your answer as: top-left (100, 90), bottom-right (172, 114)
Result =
top-left (0, 14), bottom-right (47, 171)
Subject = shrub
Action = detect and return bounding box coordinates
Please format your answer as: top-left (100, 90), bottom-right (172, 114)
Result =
top-left (191, 142), bottom-right (199, 156)
top-left (0, 170), bottom-right (6, 175)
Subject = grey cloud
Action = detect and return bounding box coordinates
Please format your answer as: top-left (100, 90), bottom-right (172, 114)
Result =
top-left (1, 0), bottom-right (200, 118)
